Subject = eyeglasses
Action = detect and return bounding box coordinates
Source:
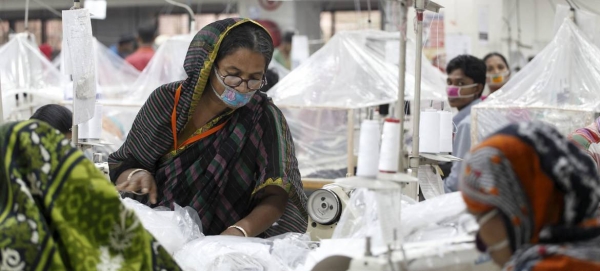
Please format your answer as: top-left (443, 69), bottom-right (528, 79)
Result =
top-left (215, 69), bottom-right (266, 91)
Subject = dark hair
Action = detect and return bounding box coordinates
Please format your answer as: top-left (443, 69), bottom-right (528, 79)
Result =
top-left (446, 55), bottom-right (487, 86)
top-left (483, 52), bottom-right (510, 70)
top-left (138, 24), bottom-right (157, 44)
top-left (282, 31), bottom-right (295, 44)
top-left (118, 34), bottom-right (136, 45)
top-left (260, 69), bottom-right (279, 93)
top-left (30, 104), bottom-right (73, 134)
top-left (217, 23), bottom-right (274, 68)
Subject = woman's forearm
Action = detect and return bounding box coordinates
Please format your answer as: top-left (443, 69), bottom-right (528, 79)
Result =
top-left (234, 186), bottom-right (288, 237)
top-left (115, 169), bottom-right (138, 186)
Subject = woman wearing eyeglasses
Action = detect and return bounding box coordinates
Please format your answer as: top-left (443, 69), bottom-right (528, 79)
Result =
top-left (108, 18), bottom-right (307, 238)
top-left (460, 121), bottom-right (600, 270)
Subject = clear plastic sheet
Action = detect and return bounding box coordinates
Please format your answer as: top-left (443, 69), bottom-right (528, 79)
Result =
top-left (0, 33), bottom-right (67, 120)
top-left (553, 4), bottom-right (600, 49)
top-left (269, 30), bottom-right (447, 109)
top-left (173, 233), bottom-right (316, 271)
top-left (282, 108), bottom-right (349, 178)
top-left (472, 19), bottom-right (600, 144)
top-left (331, 188), bottom-right (418, 248)
top-left (121, 198), bottom-right (203, 255)
top-left (332, 191), bottom-right (472, 247)
top-left (57, 39), bottom-right (140, 100)
top-left (125, 34), bottom-right (194, 102)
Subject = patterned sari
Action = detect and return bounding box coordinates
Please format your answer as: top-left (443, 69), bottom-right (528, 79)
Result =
top-left (461, 121), bottom-right (600, 270)
top-left (0, 120), bottom-right (180, 270)
top-left (108, 18), bottom-right (308, 237)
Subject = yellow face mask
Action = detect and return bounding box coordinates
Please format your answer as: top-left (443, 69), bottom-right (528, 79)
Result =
top-left (487, 71), bottom-right (510, 86)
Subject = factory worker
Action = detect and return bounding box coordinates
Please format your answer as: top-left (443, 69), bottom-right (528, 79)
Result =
top-left (0, 120), bottom-right (181, 270)
top-left (443, 55), bottom-right (487, 192)
top-left (109, 18), bottom-right (307, 238)
top-left (30, 104), bottom-right (73, 140)
top-left (568, 117), bottom-right (600, 172)
top-left (460, 121), bottom-right (600, 270)
top-left (483, 52), bottom-right (510, 98)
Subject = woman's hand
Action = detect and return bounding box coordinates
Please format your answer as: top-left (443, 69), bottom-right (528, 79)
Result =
top-left (115, 169), bottom-right (158, 204)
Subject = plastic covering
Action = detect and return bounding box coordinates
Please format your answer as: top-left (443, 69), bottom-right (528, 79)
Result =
top-left (121, 198), bottom-right (203, 255)
top-left (269, 30), bottom-right (446, 178)
top-left (173, 233), bottom-right (316, 271)
top-left (126, 34), bottom-right (194, 102)
top-left (56, 38), bottom-right (141, 101)
top-left (472, 19), bottom-right (600, 144)
top-left (269, 30), bottom-right (446, 109)
top-left (333, 191), bottom-right (474, 247)
top-left (0, 33), bottom-right (67, 120)
top-left (553, 4), bottom-right (600, 49)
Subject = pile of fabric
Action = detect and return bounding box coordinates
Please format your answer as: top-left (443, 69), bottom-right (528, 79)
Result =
top-left (123, 198), bottom-right (316, 271)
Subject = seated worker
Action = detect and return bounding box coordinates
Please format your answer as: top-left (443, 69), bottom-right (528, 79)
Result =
top-left (273, 31), bottom-right (294, 70)
top-left (0, 120), bottom-right (181, 270)
top-left (483, 52), bottom-right (510, 97)
top-left (109, 18), bottom-right (308, 238)
top-left (568, 117), bottom-right (600, 171)
top-left (460, 121), bottom-right (600, 270)
top-left (443, 55), bottom-right (486, 192)
top-left (30, 104), bottom-right (73, 140)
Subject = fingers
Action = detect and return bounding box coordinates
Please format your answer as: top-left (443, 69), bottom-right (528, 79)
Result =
top-left (116, 173), bottom-right (158, 204)
top-left (141, 177), bottom-right (158, 204)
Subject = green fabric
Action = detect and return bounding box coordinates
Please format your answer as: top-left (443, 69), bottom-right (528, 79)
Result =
top-left (0, 120), bottom-right (181, 271)
top-left (273, 48), bottom-right (291, 70)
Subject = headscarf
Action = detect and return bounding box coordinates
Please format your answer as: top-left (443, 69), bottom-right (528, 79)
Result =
top-left (460, 121), bottom-right (600, 270)
top-left (108, 18), bottom-right (307, 237)
top-left (568, 116), bottom-right (600, 172)
top-left (0, 120), bottom-right (180, 270)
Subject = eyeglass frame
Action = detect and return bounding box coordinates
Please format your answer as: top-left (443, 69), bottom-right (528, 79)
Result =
top-left (214, 66), bottom-right (268, 91)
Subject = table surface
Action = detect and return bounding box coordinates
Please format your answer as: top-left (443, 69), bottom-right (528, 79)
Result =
top-left (302, 178), bottom-right (334, 191)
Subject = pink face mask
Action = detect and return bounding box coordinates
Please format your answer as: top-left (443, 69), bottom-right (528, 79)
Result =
top-left (446, 83), bottom-right (478, 98)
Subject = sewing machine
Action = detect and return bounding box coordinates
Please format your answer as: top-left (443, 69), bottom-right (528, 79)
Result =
top-left (306, 184), bottom-right (353, 241)
top-left (310, 236), bottom-right (500, 271)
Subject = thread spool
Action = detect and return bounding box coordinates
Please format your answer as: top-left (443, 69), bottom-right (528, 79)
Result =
top-left (419, 109), bottom-right (440, 153)
top-left (356, 120), bottom-right (381, 177)
top-left (89, 104), bottom-right (103, 140)
top-left (439, 111), bottom-right (453, 153)
top-left (79, 104), bottom-right (102, 140)
top-left (378, 118), bottom-right (400, 173)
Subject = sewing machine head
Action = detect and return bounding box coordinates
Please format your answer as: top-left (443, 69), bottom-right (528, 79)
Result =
top-left (306, 184), bottom-right (353, 241)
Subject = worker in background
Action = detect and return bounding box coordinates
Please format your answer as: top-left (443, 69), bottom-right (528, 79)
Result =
top-left (39, 43), bottom-right (53, 60)
top-left (443, 55), bottom-right (486, 193)
top-left (30, 104), bottom-right (73, 140)
top-left (461, 121), bottom-right (600, 270)
top-left (126, 24), bottom-right (157, 71)
top-left (273, 31), bottom-right (294, 70)
top-left (0, 120), bottom-right (181, 270)
top-left (110, 34), bottom-right (136, 59)
top-left (568, 117), bottom-right (600, 172)
top-left (109, 18), bottom-right (307, 238)
top-left (483, 52), bottom-right (510, 98)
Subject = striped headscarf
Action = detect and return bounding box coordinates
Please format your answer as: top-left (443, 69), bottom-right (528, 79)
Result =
top-left (460, 121), bottom-right (600, 270)
top-left (568, 116), bottom-right (600, 172)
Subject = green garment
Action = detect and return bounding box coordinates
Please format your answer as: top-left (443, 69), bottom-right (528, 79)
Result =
top-left (273, 48), bottom-right (291, 70)
top-left (0, 120), bottom-right (181, 270)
